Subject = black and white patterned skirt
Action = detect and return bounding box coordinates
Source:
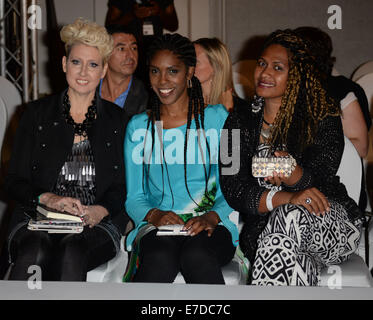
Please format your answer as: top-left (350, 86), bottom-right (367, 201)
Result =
top-left (251, 201), bottom-right (362, 286)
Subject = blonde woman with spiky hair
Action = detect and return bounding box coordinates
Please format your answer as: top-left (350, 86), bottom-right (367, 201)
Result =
top-left (4, 18), bottom-right (130, 281)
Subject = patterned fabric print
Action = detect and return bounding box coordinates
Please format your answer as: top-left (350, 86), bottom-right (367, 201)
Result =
top-left (251, 201), bottom-right (362, 286)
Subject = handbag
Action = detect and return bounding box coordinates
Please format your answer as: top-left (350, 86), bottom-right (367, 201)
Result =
top-left (252, 155), bottom-right (296, 178)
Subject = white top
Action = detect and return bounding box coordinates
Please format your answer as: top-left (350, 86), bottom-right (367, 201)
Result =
top-left (340, 91), bottom-right (357, 110)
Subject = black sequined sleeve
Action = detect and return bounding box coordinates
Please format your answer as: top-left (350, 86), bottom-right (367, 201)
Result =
top-left (219, 109), bottom-right (267, 215)
top-left (282, 115), bottom-right (344, 193)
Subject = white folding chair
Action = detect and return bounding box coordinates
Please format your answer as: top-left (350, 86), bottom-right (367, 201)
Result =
top-left (0, 96), bottom-right (7, 158)
top-left (173, 211), bottom-right (249, 285)
top-left (319, 136), bottom-right (373, 287)
top-left (86, 235), bottom-right (129, 283)
top-left (87, 212), bottom-right (250, 285)
top-left (232, 71), bottom-right (255, 100)
top-left (232, 59), bottom-right (256, 100)
top-left (87, 138), bottom-right (372, 286)
top-left (87, 222), bottom-right (133, 283)
top-left (0, 76), bottom-right (22, 125)
top-left (352, 60), bottom-right (373, 82)
top-left (353, 72), bottom-right (373, 269)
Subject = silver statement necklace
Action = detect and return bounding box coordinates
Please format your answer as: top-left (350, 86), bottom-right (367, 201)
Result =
top-left (260, 118), bottom-right (273, 140)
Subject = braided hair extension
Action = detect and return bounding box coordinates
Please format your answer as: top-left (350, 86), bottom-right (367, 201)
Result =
top-left (145, 33), bottom-right (212, 208)
top-left (261, 29), bottom-right (340, 151)
top-left (294, 26), bottom-right (336, 77)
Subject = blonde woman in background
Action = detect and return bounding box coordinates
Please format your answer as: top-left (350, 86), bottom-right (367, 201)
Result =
top-left (4, 18), bottom-right (129, 281)
top-left (193, 37), bottom-right (250, 112)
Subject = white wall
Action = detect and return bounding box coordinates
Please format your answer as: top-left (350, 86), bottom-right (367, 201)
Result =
top-left (36, 0), bottom-right (373, 94)
top-left (222, 0), bottom-right (373, 78)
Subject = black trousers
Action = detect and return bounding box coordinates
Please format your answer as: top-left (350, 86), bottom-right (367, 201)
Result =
top-left (133, 225), bottom-right (236, 284)
top-left (8, 225), bottom-right (116, 281)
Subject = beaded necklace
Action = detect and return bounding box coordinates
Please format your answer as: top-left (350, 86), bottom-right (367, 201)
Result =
top-left (62, 92), bottom-right (97, 137)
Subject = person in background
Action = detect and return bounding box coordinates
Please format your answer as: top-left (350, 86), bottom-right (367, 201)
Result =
top-left (105, 0), bottom-right (178, 40)
top-left (100, 24), bottom-right (148, 118)
top-left (124, 33), bottom-right (238, 284)
top-left (193, 37), bottom-right (249, 112)
top-left (220, 29), bottom-right (363, 286)
top-left (4, 18), bottom-right (128, 281)
top-left (295, 26), bottom-right (370, 158)
top-left (295, 26), bottom-right (371, 213)
top-left (105, 1), bottom-right (178, 86)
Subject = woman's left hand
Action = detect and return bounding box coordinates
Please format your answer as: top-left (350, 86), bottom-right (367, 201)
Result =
top-left (81, 205), bottom-right (109, 228)
top-left (183, 211), bottom-right (220, 237)
top-left (264, 151), bottom-right (300, 187)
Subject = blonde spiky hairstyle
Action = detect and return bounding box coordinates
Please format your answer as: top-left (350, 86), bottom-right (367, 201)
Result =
top-left (60, 18), bottom-right (113, 64)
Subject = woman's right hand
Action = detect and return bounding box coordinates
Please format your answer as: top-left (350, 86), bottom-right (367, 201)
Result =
top-left (289, 188), bottom-right (330, 216)
top-left (39, 192), bottom-right (85, 216)
top-left (145, 208), bottom-right (184, 227)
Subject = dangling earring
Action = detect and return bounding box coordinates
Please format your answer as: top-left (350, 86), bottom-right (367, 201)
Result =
top-left (187, 79), bottom-right (192, 89)
top-left (251, 95), bottom-right (264, 113)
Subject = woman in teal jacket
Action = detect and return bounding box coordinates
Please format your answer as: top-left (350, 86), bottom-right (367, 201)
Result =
top-left (124, 33), bottom-right (238, 284)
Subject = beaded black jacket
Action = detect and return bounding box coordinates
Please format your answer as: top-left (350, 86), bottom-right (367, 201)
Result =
top-left (219, 100), bottom-right (363, 263)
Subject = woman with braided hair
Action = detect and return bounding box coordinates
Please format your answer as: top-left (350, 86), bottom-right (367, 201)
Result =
top-left (124, 33), bottom-right (238, 283)
top-left (220, 29), bottom-right (363, 286)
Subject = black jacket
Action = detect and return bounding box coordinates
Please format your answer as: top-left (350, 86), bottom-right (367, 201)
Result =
top-left (4, 90), bottom-right (130, 235)
top-left (328, 75), bottom-right (371, 130)
top-left (123, 76), bottom-right (148, 118)
top-left (219, 100), bottom-right (363, 262)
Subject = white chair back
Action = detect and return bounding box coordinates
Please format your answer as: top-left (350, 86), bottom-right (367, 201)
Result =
top-left (321, 136), bottom-right (373, 288)
top-left (232, 71), bottom-right (253, 100)
top-left (232, 59), bottom-right (256, 100)
top-left (352, 60), bottom-right (373, 82)
top-left (336, 136), bottom-right (362, 203)
top-left (0, 96), bottom-right (7, 156)
top-left (0, 76), bottom-right (22, 125)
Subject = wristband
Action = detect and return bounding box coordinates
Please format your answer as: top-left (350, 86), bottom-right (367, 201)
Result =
top-left (266, 189), bottom-right (278, 212)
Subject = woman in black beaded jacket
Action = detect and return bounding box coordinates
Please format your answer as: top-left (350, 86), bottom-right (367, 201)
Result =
top-left (220, 29), bottom-right (363, 286)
